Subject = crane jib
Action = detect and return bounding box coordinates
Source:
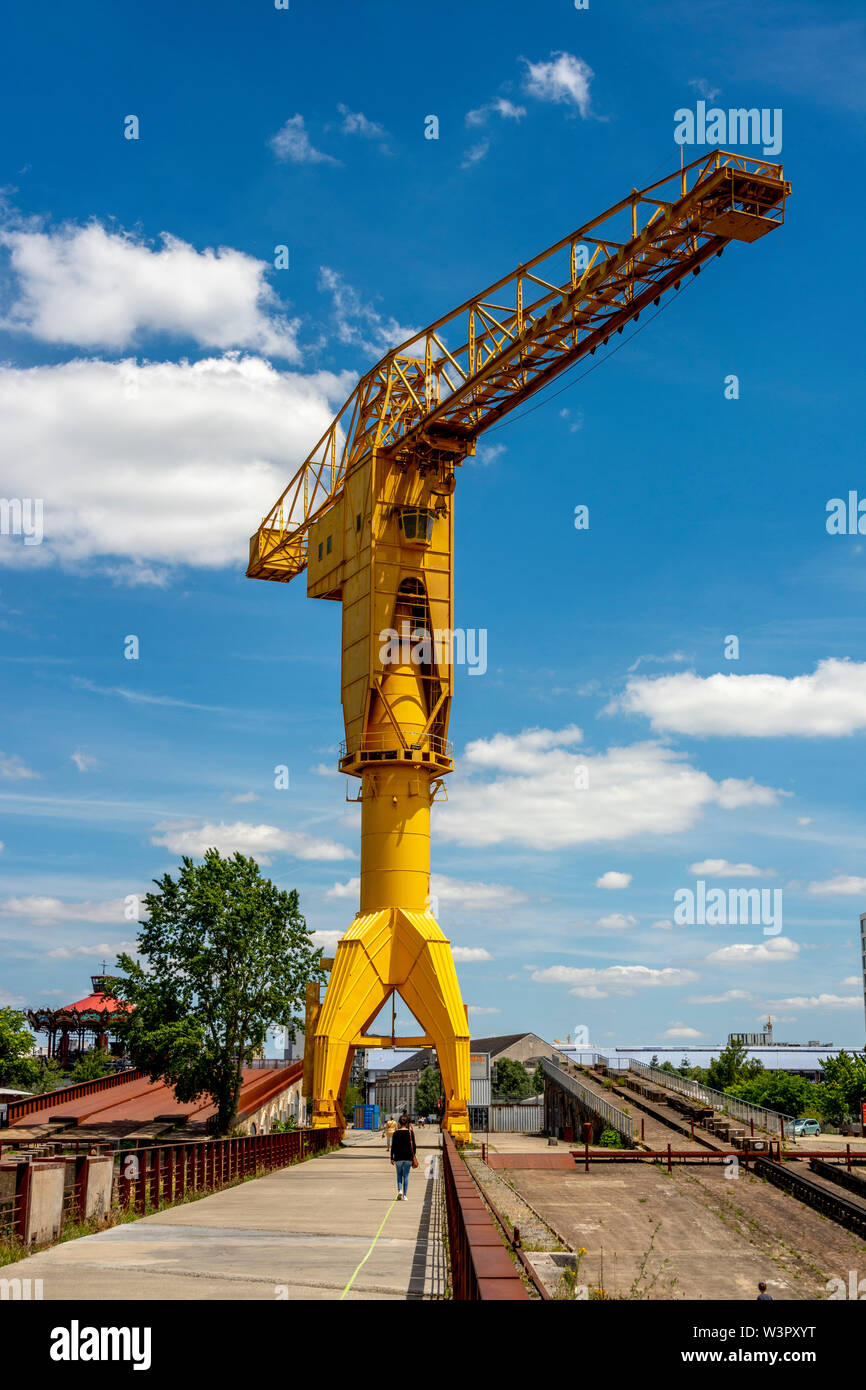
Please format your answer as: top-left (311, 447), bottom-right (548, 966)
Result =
top-left (247, 152), bottom-right (789, 582)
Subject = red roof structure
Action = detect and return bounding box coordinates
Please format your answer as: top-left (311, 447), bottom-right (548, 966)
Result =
top-left (5, 1060), bottom-right (305, 1139)
top-left (28, 973), bottom-right (132, 1063)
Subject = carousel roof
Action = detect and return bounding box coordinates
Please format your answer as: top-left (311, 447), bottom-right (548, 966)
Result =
top-left (61, 991), bottom-right (126, 1015)
top-left (29, 974), bottom-right (132, 1027)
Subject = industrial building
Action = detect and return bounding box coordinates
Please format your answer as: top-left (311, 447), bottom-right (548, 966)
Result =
top-left (367, 1033), bottom-right (567, 1119)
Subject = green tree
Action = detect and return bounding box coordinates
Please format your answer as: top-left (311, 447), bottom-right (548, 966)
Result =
top-left (532, 1060), bottom-right (545, 1095)
top-left (0, 1007), bottom-right (38, 1089)
top-left (493, 1057), bottom-right (533, 1100)
top-left (69, 1049), bottom-right (114, 1083)
top-left (815, 1051), bottom-right (866, 1124)
top-left (344, 1083), bottom-right (364, 1119)
top-left (111, 850), bottom-right (325, 1134)
top-left (706, 1039), bottom-right (763, 1091)
top-left (729, 1070), bottom-right (815, 1117)
top-left (415, 1065), bottom-right (442, 1116)
top-left (29, 1058), bottom-right (68, 1093)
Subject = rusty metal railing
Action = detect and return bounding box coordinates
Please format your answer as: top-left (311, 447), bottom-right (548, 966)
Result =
top-left (441, 1132), bottom-right (530, 1301)
top-left (114, 1128), bottom-right (340, 1215)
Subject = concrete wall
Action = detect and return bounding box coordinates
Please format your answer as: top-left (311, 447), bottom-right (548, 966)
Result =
top-left (26, 1163), bottom-right (65, 1245)
top-left (241, 1076), bottom-right (305, 1136)
top-left (498, 1036), bottom-right (566, 1069)
top-left (83, 1156), bottom-right (113, 1221)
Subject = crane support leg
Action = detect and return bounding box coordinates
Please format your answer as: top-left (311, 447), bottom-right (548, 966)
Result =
top-left (311, 907), bottom-right (471, 1139)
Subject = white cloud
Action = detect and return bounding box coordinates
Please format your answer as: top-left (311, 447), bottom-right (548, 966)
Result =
top-left (463, 725), bottom-right (583, 773)
top-left (807, 875), bottom-right (866, 896)
top-left (687, 989), bottom-right (755, 1004)
top-left (432, 875), bottom-right (527, 910)
top-left (317, 266), bottom-right (416, 357)
top-left (797, 817), bottom-right (812, 826)
top-left (0, 354), bottom-right (348, 572)
top-left (612, 659), bottom-right (866, 737)
top-left (0, 752), bottom-right (40, 780)
top-left (70, 749), bottom-right (99, 772)
top-left (522, 52), bottom-right (594, 115)
top-left (46, 939), bottom-right (139, 960)
top-left (311, 763), bottom-right (339, 778)
top-left (337, 104), bottom-right (386, 139)
top-left (596, 871), bottom-right (632, 890)
top-left (688, 859), bottom-right (776, 878)
top-left (465, 97), bottom-right (526, 126)
top-left (706, 937), bottom-right (800, 965)
top-left (324, 873), bottom-right (525, 910)
top-left (0, 216), bottom-right (299, 357)
top-left (468, 1005), bottom-right (500, 1015)
top-left (473, 443), bottom-right (506, 467)
top-left (151, 820), bottom-right (354, 865)
top-left (325, 877), bottom-right (360, 900)
top-left (594, 913), bottom-right (638, 930)
top-left (228, 792), bottom-right (259, 803)
top-left (436, 729), bottom-right (779, 850)
top-left (452, 947), bottom-right (494, 962)
top-left (627, 651), bottom-right (689, 674)
top-left (650, 919), bottom-right (676, 930)
top-left (767, 993), bottom-right (861, 1011)
top-left (460, 139), bottom-right (490, 169)
top-left (0, 895), bottom-right (134, 925)
top-left (269, 115), bottom-right (339, 165)
top-left (73, 679), bottom-right (232, 713)
top-left (311, 929), bottom-right (343, 951)
top-left (842, 976), bottom-right (859, 987)
top-left (662, 1025), bottom-right (704, 1039)
top-left (688, 77), bottom-right (721, 101)
top-left (530, 964), bottom-right (697, 999)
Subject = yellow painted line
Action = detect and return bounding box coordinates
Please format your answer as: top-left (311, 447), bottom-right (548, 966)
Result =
top-left (340, 1196), bottom-right (399, 1301)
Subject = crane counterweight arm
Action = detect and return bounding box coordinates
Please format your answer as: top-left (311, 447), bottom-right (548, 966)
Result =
top-left (248, 150), bottom-right (789, 582)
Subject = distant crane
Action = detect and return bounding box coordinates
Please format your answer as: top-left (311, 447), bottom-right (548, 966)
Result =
top-left (247, 152), bottom-right (790, 1140)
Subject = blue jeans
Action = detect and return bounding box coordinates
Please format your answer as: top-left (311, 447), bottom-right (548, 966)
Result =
top-left (394, 1159), bottom-right (411, 1195)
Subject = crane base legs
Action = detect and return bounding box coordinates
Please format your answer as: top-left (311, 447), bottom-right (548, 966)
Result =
top-left (310, 907), bottom-right (471, 1142)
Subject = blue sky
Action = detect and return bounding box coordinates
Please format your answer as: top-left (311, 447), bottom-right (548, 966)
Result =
top-left (1, 0), bottom-right (865, 1053)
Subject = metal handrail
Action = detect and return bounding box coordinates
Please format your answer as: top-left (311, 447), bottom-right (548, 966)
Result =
top-left (441, 1132), bottom-right (530, 1301)
top-left (339, 732), bottom-right (454, 758)
top-left (626, 1058), bottom-right (794, 1137)
top-left (542, 1060), bottom-right (634, 1144)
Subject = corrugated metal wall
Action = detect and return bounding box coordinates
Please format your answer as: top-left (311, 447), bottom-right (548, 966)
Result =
top-left (470, 1078), bottom-right (491, 1107)
top-left (489, 1103), bottom-right (543, 1133)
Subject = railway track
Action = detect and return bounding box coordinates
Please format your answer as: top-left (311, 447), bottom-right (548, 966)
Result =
top-left (752, 1157), bottom-right (866, 1240)
top-left (584, 1066), bottom-right (866, 1242)
top-left (809, 1157), bottom-right (866, 1200)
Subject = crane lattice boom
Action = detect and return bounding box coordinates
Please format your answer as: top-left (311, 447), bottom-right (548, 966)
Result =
top-left (248, 150), bottom-right (789, 584)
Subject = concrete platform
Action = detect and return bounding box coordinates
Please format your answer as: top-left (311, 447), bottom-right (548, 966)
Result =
top-left (8, 1130), bottom-right (446, 1301)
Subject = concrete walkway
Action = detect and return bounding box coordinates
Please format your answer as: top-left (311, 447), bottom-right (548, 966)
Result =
top-left (9, 1130), bottom-right (446, 1301)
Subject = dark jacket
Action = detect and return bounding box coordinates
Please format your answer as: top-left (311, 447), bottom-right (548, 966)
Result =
top-left (390, 1127), bottom-right (416, 1161)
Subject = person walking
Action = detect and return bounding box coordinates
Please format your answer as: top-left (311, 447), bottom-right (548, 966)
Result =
top-left (390, 1115), bottom-right (417, 1200)
top-left (384, 1114), bottom-right (397, 1153)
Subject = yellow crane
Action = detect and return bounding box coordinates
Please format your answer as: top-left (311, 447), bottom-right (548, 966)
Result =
top-left (247, 151), bottom-right (790, 1141)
